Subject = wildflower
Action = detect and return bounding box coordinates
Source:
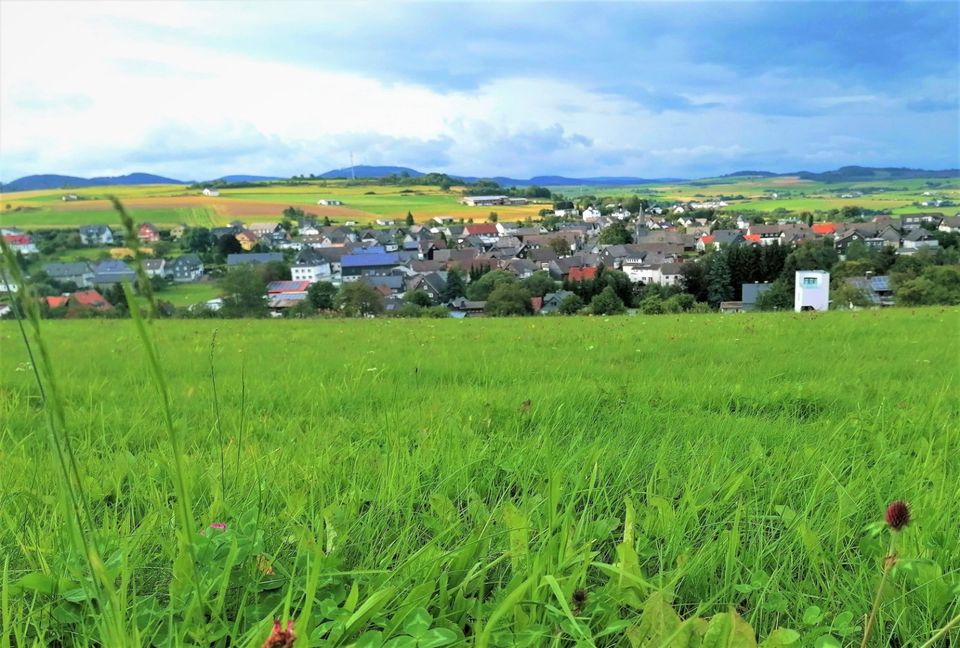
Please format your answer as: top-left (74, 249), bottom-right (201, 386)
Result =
top-left (885, 500), bottom-right (910, 532)
top-left (209, 522), bottom-right (227, 531)
top-left (262, 619), bottom-right (295, 648)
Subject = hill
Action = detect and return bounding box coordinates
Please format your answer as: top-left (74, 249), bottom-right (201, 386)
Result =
top-left (318, 165), bottom-right (425, 179)
top-left (791, 166), bottom-right (960, 183)
top-left (1, 172), bottom-right (187, 192)
top-left (213, 174), bottom-right (283, 183)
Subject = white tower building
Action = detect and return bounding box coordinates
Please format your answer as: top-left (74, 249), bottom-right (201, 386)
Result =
top-left (794, 270), bottom-right (830, 312)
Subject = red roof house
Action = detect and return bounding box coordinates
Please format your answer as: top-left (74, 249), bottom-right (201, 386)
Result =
top-left (45, 296), bottom-right (68, 309)
top-left (138, 223), bottom-right (160, 243)
top-left (568, 266), bottom-right (598, 282)
top-left (812, 223), bottom-right (837, 236)
top-left (463, 223), bottom-right (499, 236)
top-left (67, 289), bottom-right (113, 312)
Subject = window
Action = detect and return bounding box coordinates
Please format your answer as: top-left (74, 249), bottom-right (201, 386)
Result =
top-left (802, 276), bottom-right (818, 287)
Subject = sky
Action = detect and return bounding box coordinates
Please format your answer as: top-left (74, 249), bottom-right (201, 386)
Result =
top-left (1, 1), bottom-right (958, 181)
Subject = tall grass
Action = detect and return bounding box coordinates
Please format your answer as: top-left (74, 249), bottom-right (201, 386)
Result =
top-left (1, 285), bottom-right (957, 644)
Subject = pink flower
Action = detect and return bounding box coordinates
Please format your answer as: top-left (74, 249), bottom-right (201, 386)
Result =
top-left (209, 522), bottom-right (227, 530)
top-left (262, 619), bottom-right (295, 648)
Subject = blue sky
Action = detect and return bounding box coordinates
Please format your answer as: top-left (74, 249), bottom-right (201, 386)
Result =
top-left (1, 1), bottom-right (957, 181)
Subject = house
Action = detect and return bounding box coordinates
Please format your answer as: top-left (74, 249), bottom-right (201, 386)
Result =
top-left (45, 295), bottom-right (69, 309)
top-left (68, 289), bottom-right (113, 313)
top-left (845, 274), bottom-right (894, 307)
top-left (92, 260), bottom-right (136, 286)
top-left (900, 213), bottom-right (943, 231)
top-left (567, 266), bottom-right (598, 282)
top-left (723, 282), bottom-right (774, 312)
top-left (291, 248), bottom-right (333, 284)
top-left (433, 216), bottom-right (455, 224)
top-left (901, 228), bottom-right (939, 251)
top-left (43, 262), bottom-right (94, 288)
top-left (79, 225), bottom-right (115, 246)
top-left (582, 207), bottom-right (602, 222)
top-left (539, 290), bottom-right (575, 314)
top-left (62, 193), bottom-right (79, 201)
top-left (2, 234), bottom-right (38, 254)
top-left (375, 219), bottom-right (396, 226)
top-left (248, 222), bottom-right (285, 238)
top-left (461, 223), bottom-right (501, 245)
top-left (138, 223), bottom-right (160, 243)
top-left (502, 258), bottom-right (536, 278)
top-left (170, 224), bottom-right (187, 240)
top-left (360, 275), bottom-right (405, 295)
top-left (461, 195), bottom-right (507, 207)
top-left (169, 254), bottom-right (205, 282)
top-left (267, 280), bottom-right (311, 295)
top-left (234, 230), bottom-right (259, 250)
top-left (340, 253), bottom-right (402, 281)
top-left (317, 199), bottom-right (344, 206)
top-left (448, 297), bottom-right (486, 317)
top-left (202, 188), bottom-right (220, 197)
top-left (226, 252), bottom-right (283, 266)
top-left (747, 224), bottom-right (784, 246)
top-left (794, 271), bottom-right (829, 312)
top-left (811, 223), bottom-right (838, 236)
top-left (938, 216), bottom-right (960, 233)
top-left (142, 259), bottom-right (169, 279)
top-left (406, 272), bottom-right (447, 301)
top-left (621, 262), bottom-right (681, 286)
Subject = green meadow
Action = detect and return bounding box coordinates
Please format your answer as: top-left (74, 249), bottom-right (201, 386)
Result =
top-left (0, 206), bottom-right (218, 229)
top-left (1, 309), bottom-right (958, 646)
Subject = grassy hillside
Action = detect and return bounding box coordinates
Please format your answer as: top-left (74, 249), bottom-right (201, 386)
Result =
top-left (2, 309), bottom-right (957, 645)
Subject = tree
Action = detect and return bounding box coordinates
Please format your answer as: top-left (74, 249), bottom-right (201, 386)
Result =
top-left (182, 227), bottom-right (213, 253)
top-left (705, 249), bottom-right (734, 306)
top-left (522, 271), bottom-right (558, 297)
top-left (639, 294), bottom-right (664, 314)
top-left (831, 282), bottom-right (872, 309)
top-left (590, 286), bottom-right (626, 315)
top-left (755, 280), bottom-right (792, 311)
top-left (466, 270), bottom-right (516, 301)
top-left (337, 282), bottom-right (385, 317)
top-left (259, 261), bottom-right (291, 283)
top-left (307, 281), bottom-right (337, 309)
top-left (548, 237), bottom-right (570, 257)
top-left (597, 221), bottom-right (632, 245)
top-left (557, 293), bottom-right (585, 314)
top-left (216, 234), bottom-right (243, 257)
top-left (488, 212), bottom-right (499, 223)
top-left (484, 282), bottom-right (533, 316)
top-left (219, 265), bottom-right (268, 317)
top-left (442, 267), bottom-right (466, 301)
top-left (405, 211), bottom-right (415, 227)
top-left (679, 261), bottom-right (708, 302)
top-left (404, 289), bottom-right (433, 307)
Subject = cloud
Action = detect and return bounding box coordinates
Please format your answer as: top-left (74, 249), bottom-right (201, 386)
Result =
top-left (0, 1), bottom-right (957, 180)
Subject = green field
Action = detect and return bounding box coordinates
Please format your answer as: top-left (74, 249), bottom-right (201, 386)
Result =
top-left (2, 310), bottom-right (958, 646)
top-left (2, 176), bottom-right (957, 231)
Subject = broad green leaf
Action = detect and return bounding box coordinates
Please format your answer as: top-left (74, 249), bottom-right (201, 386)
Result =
top-left (15, 573), bottom-right (56, 595)
top-left (801, 605), bottom-right (822, 626)
top-left (626, 591), bottom-right (688, 648)
top-left (355, 631), bottom-right (384, 648)
top-left (701, 611), bottom-right (757, 648)
top-left (759, 628), bottom-right (800, 647)
top-left (813, 635), bottom-right (841, 648)
top-left (383, 636), bottom-right (417, 648)
top-left (502, 503), bottom-right (529, 574)
top-left (404, 607), bottom-right (432, 638)
top-left (345, 580), bottom-right (360, 613)
top-left (419, 627), bottom-right (458, 648)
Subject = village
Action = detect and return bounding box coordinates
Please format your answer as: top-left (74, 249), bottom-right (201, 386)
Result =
top-left (1, 196), bottom-right (958, 318)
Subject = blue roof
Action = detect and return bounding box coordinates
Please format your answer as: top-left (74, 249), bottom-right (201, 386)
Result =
top-left (94, 260), bottom-right (133, 273)
top-left (869, 275), bottom-right (891, 292)
top-left (341, 253), bottom-right (401, 268)
top-left (353, 245), bottom-right (387, 255)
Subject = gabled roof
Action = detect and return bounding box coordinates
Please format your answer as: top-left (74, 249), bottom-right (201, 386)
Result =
top-left (568, 266), bottom-right (598, 281)
top-left (226, 253), bottom-right (283, 265)
top-left (70, 289), bottom-right (112, 310)
top-left (812, 223), bottom-right (837, 235)
top-left (93, 260), bottom-right (134, 274)
top-left (43, 262), bottom-right (92, 277)
top-left (463, 223), bottom-right (499, 236)
top-left (45, 296), bottom-right (68, 308)
top-left (267, 280), bottom-right (311, 294)
top-left (170, 253), bottom-right (203, 269)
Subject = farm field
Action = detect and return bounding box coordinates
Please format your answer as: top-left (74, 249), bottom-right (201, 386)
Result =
top-left (1, 309), bottom-right (958, 646)
top-left (2, 175), bottom-right (957, 231)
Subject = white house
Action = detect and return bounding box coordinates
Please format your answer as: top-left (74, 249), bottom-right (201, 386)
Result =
top-left (582, 207), bottom-right (602, 222)
top-left (795, 271), bottom-right (830, 312)
top-left (202, 188), bottom-right (220, 197)
top-left (317, 199), bottom-right (343, 206)
top-left (555, 208), bottom-right (579, 218)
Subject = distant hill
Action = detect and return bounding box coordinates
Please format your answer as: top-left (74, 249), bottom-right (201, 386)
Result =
top-left (318, 165), bottom-right (425, 179)
top-left (790, 166), bottom-right (960, 183)
top-left (214, 174), bottom-right (283, 183)
top-left (720, 170), bottom-right (778, 178)
top-left (1, 172), bottom-right (187, 192)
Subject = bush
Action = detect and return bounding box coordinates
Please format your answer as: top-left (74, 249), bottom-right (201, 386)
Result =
top-left (590, 286), bottom-right (626, 315)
